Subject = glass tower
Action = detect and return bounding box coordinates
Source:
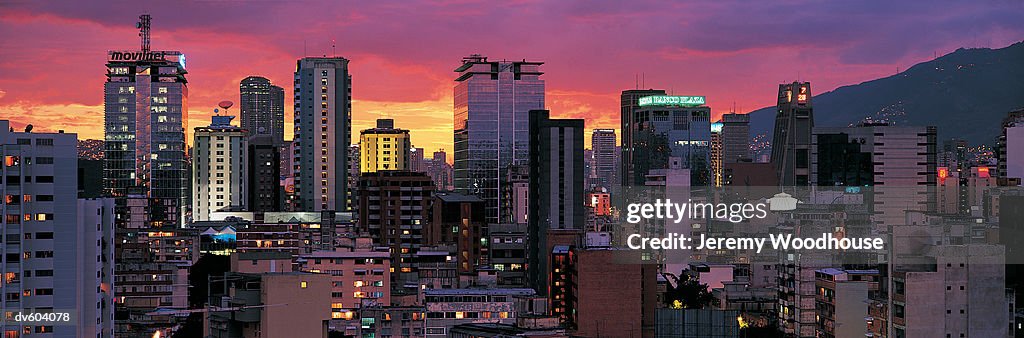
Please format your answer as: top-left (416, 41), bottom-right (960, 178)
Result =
top-left (240, 75), bottom-right (285, 144)
top-left (453, 54), bottom-right (544, 224)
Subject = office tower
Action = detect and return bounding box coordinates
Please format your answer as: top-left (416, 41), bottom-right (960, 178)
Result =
top-left (429, 192), bottom-right (486, 275)
top-left (771, 82), bottom-right (814, 186)
top-left (192, 115), bottom-right (248, 221)
top-left (239, 75), bottom-right (286, 144)
top-left (721, 112), bottom-right (750, 162)
top-left (0, 121), bottom-right (115, 337)
top-left (359, 119), bottom-right (411, 173)
top-left (356, 172), bottom-right (434, 289)
top-left (527, 110), bottom-right (584, 295)
top-left (248, 134), bottom-right (281, 212)
top-left (711, 122), bottom-right (723, 187)
top-left (591, 129), bottom-right (617, 190)
top-left (294, 57), bottom-right (351, 211)
top-left (410, 147), bottom-right (425, 172)
top-left (624, 95), bottom-right (712, 186)
top-left (997, 108), bottom-right (1024, 180)
top-left (103, 15), bottom-right (188, 228)
top-left (453, 54), bottom-right (544, 224)
top-left (620, 89), bottom-right (667, 187)
top-left (812, 123), bottom-right (937, 228)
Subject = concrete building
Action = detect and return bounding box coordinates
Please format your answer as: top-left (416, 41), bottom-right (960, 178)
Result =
top-left (425, 150), bottom-right (453, 191)
top-left (206, 272), bottom-right (332, 338)
top-left (429, 192), bottom-right (486, 275)
top-left (654, 309), bottom-right (740, 338)
top-left (569, 247), bottom-right (657, 338)
top-left (997, 108), bottom-right (1024, 180)
top-left (814, 268), bottom-right (879, 338)
top-left (453, 55), bottom-right (545, 225)
top-left (720, 112), bottom-right (751, 163)
top-left (360, 119), bottom-right (411, 173)
top-left (590, 129), bottom-right (617, 190)
top-left (192, 115), bottom-right (248, 221)
top-left (357, 306), bottom-right (427, 338)
top-left (812, 123), bottom-right (937, 229)
top-left (770, 82), bottom-right (814, 186)
top-left (356, 171), bottom-right (434, 289)
top-left (294, 57), bottom-right (351, 212)
top-left (489, 223), bottom-right (527, 288)
top-left (0, 121), bottom-right (115, 337)
top-left (423, 288), bottom-right (537, 337)
top-left (239, 76), bottom-right (285, 144)
top-left (247, 135), bottom-right (281, 213)
top-left (298, 251), bottom-right (391, 323)
top-left (527, 110), bottom-right (584, 295)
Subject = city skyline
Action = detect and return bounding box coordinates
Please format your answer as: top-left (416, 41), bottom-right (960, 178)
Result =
top-left (2, 1), bottom-right (1024, 153)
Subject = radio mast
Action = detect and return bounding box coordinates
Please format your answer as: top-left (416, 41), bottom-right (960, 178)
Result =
top-left (137, 14), bottom-right (151, 52)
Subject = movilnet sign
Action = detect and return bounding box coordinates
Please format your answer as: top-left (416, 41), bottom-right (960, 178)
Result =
top-left (638, 95), bottom-right (706, 107)
top-left (108, 51), bottom-right (167, 62)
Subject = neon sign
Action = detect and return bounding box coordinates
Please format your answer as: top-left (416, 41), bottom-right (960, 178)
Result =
top-left (638, 95), bottom-right (706, 107)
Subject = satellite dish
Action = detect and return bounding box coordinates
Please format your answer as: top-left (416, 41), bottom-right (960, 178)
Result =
top-left (218, 101), bottom-right (234, 110)
top-left (214, 108), bottom-right (220, 114)
top-left (24, 124), bottom-right (33, 133)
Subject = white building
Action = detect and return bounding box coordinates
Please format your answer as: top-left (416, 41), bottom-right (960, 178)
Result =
top-left (0, 120), bottom-right (115, 337)
top-left (192, 115), bottom-right (248, 221)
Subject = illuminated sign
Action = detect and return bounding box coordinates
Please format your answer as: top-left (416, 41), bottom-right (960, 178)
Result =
top-left (938, 167), bottom-right (949, 184)
top-left (710, 122), bottom-right (723, 133)
top-left (977, 166), bottom-right (990, 178)
top-left (108, 51), bottom-right (167, 62)
top-left (179, 54), bottom-right (186, 69)
top-left (797, 85), bottom-right (809, 103)
top-left (638, 95), bottom-right (706, 107)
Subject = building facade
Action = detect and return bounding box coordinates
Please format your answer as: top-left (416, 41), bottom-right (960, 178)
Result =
top-left (294, 57), bottom-right (351, 212)
top-left (192, 115), bottom-right (248, 221)
top-left (239, 76), bottom-right (286, 144)
top-left (770, 82), bottom-right (814, 186)
top-left (453, 55), bottom-right (544, 224)
top-left (360, 119), bottom-right (411, 173)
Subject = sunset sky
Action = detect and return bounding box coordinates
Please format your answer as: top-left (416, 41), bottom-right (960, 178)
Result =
top-left (1, 1), bottom-right (1023, 154)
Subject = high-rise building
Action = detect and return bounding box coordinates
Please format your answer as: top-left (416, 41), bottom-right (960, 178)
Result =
top-left (294, 57), bottom-right (351, 211)
top-left (771, 82), bottom-right (814, 186)
top-left (711, 122), bottom-right (724, 187)
top-left (0, 121), bottom-right (115, 337)
top-left (997, 108), bottom-right (1024, 181)
top-left (239, 75), bottom-right (286, 144)
top-left (429, 192), bottom-right (487, 275)
top-left (591, 129), bottom-right (617, 190)
top-left (720, 112), bottom-right (750, 163)
top-left (192, 115), bottom-right (248, 221)
top-left (426, 149), bottom-right (453, 191)
top-left (356, 171), bottom-right (434, 289)
top-left (410, 147), bottom-right (425, 173)
top-left (359, 119), bottom-right (411, 173)
top-left (812, 123), bottom-right (937, 228)
top-left (248, 134), bottom-right (281, 212)
top-left (624, 95), bottom-right (712, 186)
top-left (103, 15), bottom-right (188, 228)
top-left (527, 110), bottom-right (584, 294)
top-left (453, 54), bottom-right (544, 224)
top-left (621, 89), bottom-right (667, 187)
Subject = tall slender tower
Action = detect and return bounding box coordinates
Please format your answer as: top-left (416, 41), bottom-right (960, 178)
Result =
top-left (294, 57), bottom-right (351, 211)
top-left (453, 54), bottom-right (544, 224)
top-left (620, 89), bottom-right (666, 187)
top-left (770, 82), bottom-right (814, 186)
top-left (103, 14), bottom-right (188, 228)
top-left (591, 129), bottom-right (617, 190)
top-left (239, 76), bottom-right (286, 144)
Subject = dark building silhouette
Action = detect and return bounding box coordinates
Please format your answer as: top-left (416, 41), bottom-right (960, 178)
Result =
top-left (770, 82), bottom-right (814, 186)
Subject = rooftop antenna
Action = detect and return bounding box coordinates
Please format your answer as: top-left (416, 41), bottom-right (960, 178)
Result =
top-left (137, 14), bottom-right (151, 53)
top-left (635, 74), bottom-right (638, 90)
top-left (642, 73), bottom-right (645, 88)
top-left (332, 39), bottom-right (336, 57)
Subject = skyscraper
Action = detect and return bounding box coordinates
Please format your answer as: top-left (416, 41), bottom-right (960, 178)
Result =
top-left (624, 95), bottom-right (712, 186)
top-left (720, 112), bottom-right (750, 163)
top-left (771, 82), bottom-right (814, 186)
top-left (192, 115), bottom-right (248, 221)
top-left (620, 89), bottom-right (666, 187)
top-left (103, 15), bottom-right (188, 228)
top-left (294, 57), bottom-right (351, 211)
top-left (239, 76), bottom-right (286, 144)
top-left (453, 54), bottom-right (544, 224)
top-left (591, 129), bottom-right (617, 190)
top-left (527, 109), bottom-right (584, 294)
top-left (249, 134), bottom-right (281, 213)
top-left (359, 119), bottom-right (411, 173)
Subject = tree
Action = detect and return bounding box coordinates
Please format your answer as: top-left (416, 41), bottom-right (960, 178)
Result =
top-left (663, 269), bottom-right (718, 309)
